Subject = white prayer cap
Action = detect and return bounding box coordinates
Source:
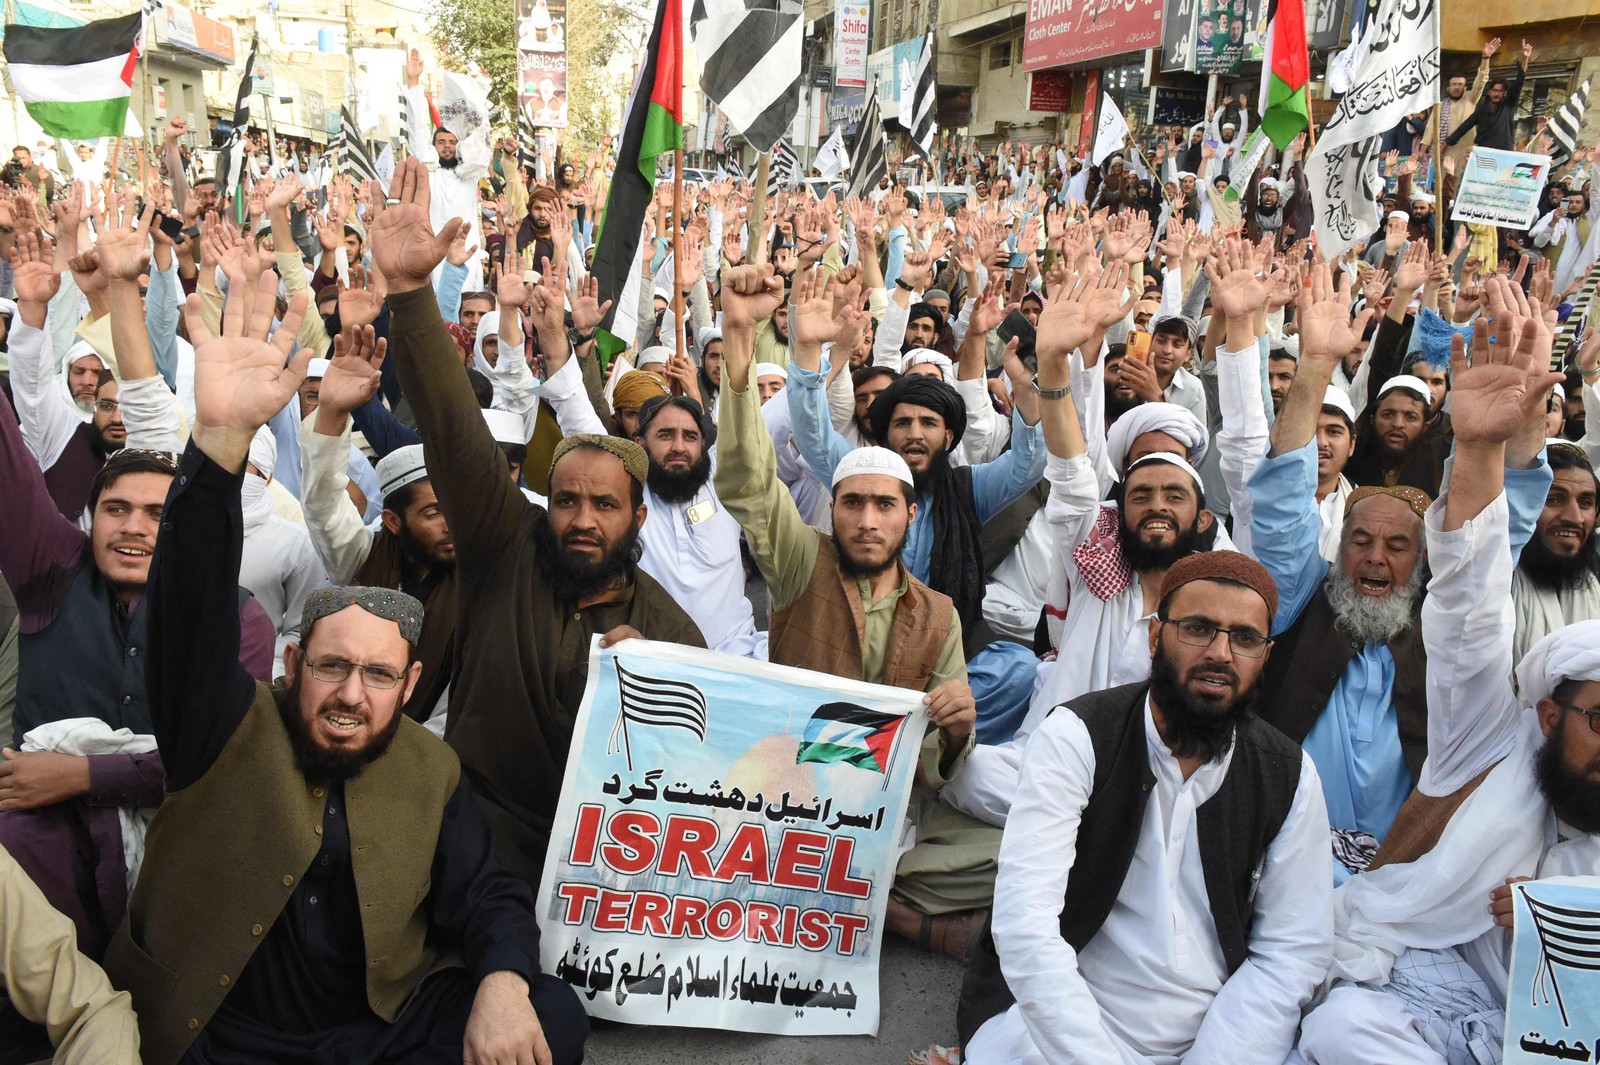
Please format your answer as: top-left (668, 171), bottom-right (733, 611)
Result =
top-left (1269, 334), bottom-right (1301, 360)
top-left (1125, 451), bottom-right (1203, 493)
top-left (695, 326), bottom-right (722, 352)
top-left (832, 446), bottom-right (914, 489)
top-left (652, 286), bottom-right (670, 303)
top-left (901, 350), bottom-right (955, 383)
top-left (1515, 621), bottom-right (1600, 708)
top-left (482, 407), bottom-right (527, 446)
top-left (0, 297), bottom-right (17, 318)
top-left (754, 362), bottom-right (788, 380)
top-left (1322, 385), bottom-right (1357, 426)
top-left (1552, 383), bottom-right (1567, 403)
top-left (637, 345), bottom-right (672, 368)
top-left (247, 425), bottom-right (278, 482)
top-left (376, 444), bottom-right (429, 495)
top-left (1411, 191), bottom-right (1435, 204)
top-left (1377, 374), bottom-right (1433, 408)
top-left (1258, 177), bottom-right (1280, 190)
top-left (1387, 210), bottom-right (1411, 225)
top-left (1105, 402), bottom-right (1209, 478)
top-left (1221, 122), bottom-right (1237, 132)
top-left (306, 358), bottom-right (331, 379)
top-left (1177, 170), bottom-right (1197, 180)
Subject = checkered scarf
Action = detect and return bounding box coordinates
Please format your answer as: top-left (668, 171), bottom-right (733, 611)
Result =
top-left (1072, 504), bottom-right (1133, 602)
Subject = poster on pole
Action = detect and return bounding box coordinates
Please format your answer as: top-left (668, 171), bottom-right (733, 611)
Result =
top-left (835, 0), bottom-right (870, 89)
top-left (1504, 876), bottom-right (1600, 1064)
top-left (518, 0), bottom-right (569, 128)
top-left (1451, 147), bottom-right (1553, 230)
top-left (537, 639), bottom-right (929, 1035)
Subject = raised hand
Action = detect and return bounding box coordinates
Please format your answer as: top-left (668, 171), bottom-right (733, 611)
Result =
top-left (1297, 261), bottom-right (1375, 366)
top-left (339, 264), bottom-right (384, 328)
top-left (317, 324), bottom-right (388, 414)
top-left (10, 230), bottom-right (59, 308)
top-left (1083, 261), bottom-right (1136, 329)
top-left (96, 190), bottom-right (154, 283)
top-left (898, 250), bottom-right (934, 290)
top-left (1205, 236), bottom-right (1271, 321)
top-left (1449, 279), bottom-right (1560, 445)
top-left (405, 46), bottom-right (424, 86)
top-left (1392, 241), bottom-right (1432, 293)
top-left (528, 256), bottom-right (570, 364)
top-left (571, 273), bottom-right (614, 334)
top-left (496, 244), bottom-right (531, 309)
top-left (790, 265), bottom-right (840, 347)
top-left (1035, 272), bottom-right (1101, 364)
top-left (369, 157), bottom-right (463, 292)
top-left (187, 271), bottom-right (311, 470)
top-left (720, 263), bottom-right (785, 332)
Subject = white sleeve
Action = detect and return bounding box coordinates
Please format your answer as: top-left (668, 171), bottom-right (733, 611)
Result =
top-left (1529, 210), bottom-right (1559, 247)
top-left (1070, 350), bottom-right (1115, 496)
top-left (1185, 757), bottom-right (1333, 1065)
top-left (825, 348), bottom-right (858, 437)
top-left (992, 710), bottom-right (1142, 1064)
top-left (8, 319), bottom-right (80, 469)
top-left (956, 376), bottom-right (1008, 465)
top-left (404, 84), bottom-right (437, 165)
top-left (531, 354), bottom-right (606, 437)
top-left (297, 415), bottom-right (376, 584)
top-left (1214, 341), bottom-right (1270, 558)
top-left (117, 375), bottom-right (184, 453)
top-left (1417, 491), bottom-right (1525, 795)
top-left (873, 298), bottom-right (910, 369)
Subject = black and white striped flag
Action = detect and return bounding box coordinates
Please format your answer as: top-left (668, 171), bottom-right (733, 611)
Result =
top-left (216, 34), bottom-right (258, 210)
top-left (908, 27), bottom-right (937, 162)
top-left (607, 659), bottom-right (709, 770)
top-left (338, 105), bottom-right (378, 185)
top-left (844, 78), bottom-right (888, 202)
top-left (689, 0), bottom-right (802, 154)
top-left (767, 138), bottom-right (800, 197)
top-left (1549, 76), bottom-right (1592, 169)
top-left (725, 154), bottom-right (746, 183)
top-left (396, 89), bottom-right (410, 150)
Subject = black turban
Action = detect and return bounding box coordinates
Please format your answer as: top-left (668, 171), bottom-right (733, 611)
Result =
top-left (865, 374), bottom-right (967, 449)
top-left (907, 301), bottom-right (946, 333)
top-left (862, 373), bottom-right (984, 639)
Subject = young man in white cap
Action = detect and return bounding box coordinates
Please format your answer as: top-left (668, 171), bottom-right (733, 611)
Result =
top-left (1292, 297), bottom-right (1583, 1065)
top-left (715, 262), bottom-right (992, 961)
top-left (1348, 373), bottom-right (1445, 494)
top-left (1249, 268), bottom-right (1553, 881)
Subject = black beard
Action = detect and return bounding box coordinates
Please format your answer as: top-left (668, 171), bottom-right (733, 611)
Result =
top-left (1120, 511), bottom-right (1202, 572)
top-left (438, 154), bottom-right (460, 170)
top-left (1536, 715), bottom-right (1600, 834)
top-left (534, 516), bottom-right (642, 604)
top-left (910, 449), bottom-right (951, 494)
top-left (833, 528), bottom-right (909, 580)
top-left (1564, 416), bottom-right (1587, 442)
top-left (279, 673), bottom-right (403, 782)
top-left (1519, 527), bottom-right (1600, 593)
top-left (1148, 640), bottom-right (1256, 764)
top-left (772, 321), bottom-right (789, 345)
top-left (647, 451), bottom-right (712, 505)
top-left (395, 518), bottom-right (456, 573)
top-left (1106, 391), bottom-right (1142, 419)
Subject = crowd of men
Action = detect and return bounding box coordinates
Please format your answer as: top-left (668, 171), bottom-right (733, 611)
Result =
top-left (0, 36), bottom-right (1598, 1065)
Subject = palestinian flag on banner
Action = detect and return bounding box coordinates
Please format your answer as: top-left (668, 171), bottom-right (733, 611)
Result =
top-left (1257, 0), bottom-right (1311, 150)
top-left (795, 702), bottom-right (906, 774)
top-left (3, 13), bottom-right (141, 140)
top-left (590, 0), bottom-right (683, 365)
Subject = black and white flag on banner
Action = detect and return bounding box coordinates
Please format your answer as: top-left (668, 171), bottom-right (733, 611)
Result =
top-left (767, 139), bottom-right (800, 196)
top-left (607, 659), bottom-right (709, 770)
top-left (338, 106), bottom-right (379, 185)
top-left (216, 34), bottom-right (258, 206)
top-left (1549, 76), bottom-right (1593, 169)
top-left (689, 0), bottom-right (803, 154)
top-left (844, 78), bottom-right (888, 202)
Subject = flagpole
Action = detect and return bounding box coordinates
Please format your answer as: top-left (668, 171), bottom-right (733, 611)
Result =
top-left (671, 145), bottom-right (687, 388)
top-left (750, 151), bottom-right (772, 265)
top-left (1432, 106), bottom-right (1444, 254)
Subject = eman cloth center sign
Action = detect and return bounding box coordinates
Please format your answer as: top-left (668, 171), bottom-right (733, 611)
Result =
top-left (537, 638), bottom-right (929, 1035)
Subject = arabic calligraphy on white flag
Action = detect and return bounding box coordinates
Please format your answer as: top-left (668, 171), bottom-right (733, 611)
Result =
top-left (537, 639), bottom-right (928, 1035)
top-left (1303, 0), bottom-right (1439, 259)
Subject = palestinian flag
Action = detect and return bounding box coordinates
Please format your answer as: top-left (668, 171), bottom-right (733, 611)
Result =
top-left (795, 702), bottom-right (906, 774)
top-left (591, 0), bottom-right (683, 365)
top-left (3, 13), bottom-right (141, 140)
top-left (1257, 0), bottom-right (1311, 150)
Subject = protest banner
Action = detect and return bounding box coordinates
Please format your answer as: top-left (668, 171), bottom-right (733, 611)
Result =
top-left (1505, 876), bottom-right (1600, 1064)
top-left (518, 0), bottom-right (569, 128)
top-left (537, 638), bottom-right (929, 1036)
top-left (1452, 147), bottom-right (1554, 231)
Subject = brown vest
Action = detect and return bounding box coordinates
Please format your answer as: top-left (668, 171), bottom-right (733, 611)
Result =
top-left (768, 536), bottom-right (954, 690)
top-left (103, 683), bottom-right (461, 1065)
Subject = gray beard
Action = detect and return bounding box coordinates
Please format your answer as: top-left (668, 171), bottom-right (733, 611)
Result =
top-left (1323, 564), bottom-right (1424, 645)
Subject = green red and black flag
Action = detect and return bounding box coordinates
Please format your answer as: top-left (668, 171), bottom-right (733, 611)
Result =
top-left (1257, 0), bottom-right (1310, 150)
top-left (591, 0), bottom-right (683, 365)
top-left (795, 702), bottom-right (907, 774)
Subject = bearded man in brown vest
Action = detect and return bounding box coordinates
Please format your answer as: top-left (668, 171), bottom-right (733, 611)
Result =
top-left (713, 262), bottom-right (995, 961)
top-left (103, 277), bottom-right (587, 1065)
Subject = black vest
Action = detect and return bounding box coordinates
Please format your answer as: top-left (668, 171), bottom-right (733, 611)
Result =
top-left (956, 682), bottom-right (1303, 1046)
top-left (14, 563), bottom-right (251, 747)
top-left (42, 421), bottom-right (109, 525)
top-left (1256, 585), bottom-right (1429, 781)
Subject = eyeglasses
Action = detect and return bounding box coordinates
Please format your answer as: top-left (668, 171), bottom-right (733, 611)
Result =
top-left (1557, 700), bottom-right (1600, 736)
top-left (1160, 617), bottom-right (1274, 658)
top-left (305, 657), bottom-right (406, 690)
top-left (94, 398), bottom-right (120, 413)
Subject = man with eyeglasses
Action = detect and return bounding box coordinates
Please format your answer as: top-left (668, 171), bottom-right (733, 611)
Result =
top-left (103, 276), bottom-right (588, 1065)
top-left (1247, 268), bottom-right (1554, 882)
top-left (1291, 282), bottom-right (1585, 1065)
top-left (958, 548), bottom-right (1333, 1065)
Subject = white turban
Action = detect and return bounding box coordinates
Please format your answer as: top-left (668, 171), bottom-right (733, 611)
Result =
top-left (637, 345), bottom-right (672, 368)
top-left (832, 446), bottom-right (913, 489)
top-left (482, 408), bottom-right (528, 446)
top-left (1515, 621), bottom-right (1600, 708)
top-left (247, 425), bottom-right (278, 482)
top-left (901, 350), bottom-right (955, 383)
top-left (1105, 402), bottom-right (1209, 478)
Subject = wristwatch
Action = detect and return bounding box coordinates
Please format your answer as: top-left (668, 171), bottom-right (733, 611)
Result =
top-left (1031, 378), bottom-right (1071, 400)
